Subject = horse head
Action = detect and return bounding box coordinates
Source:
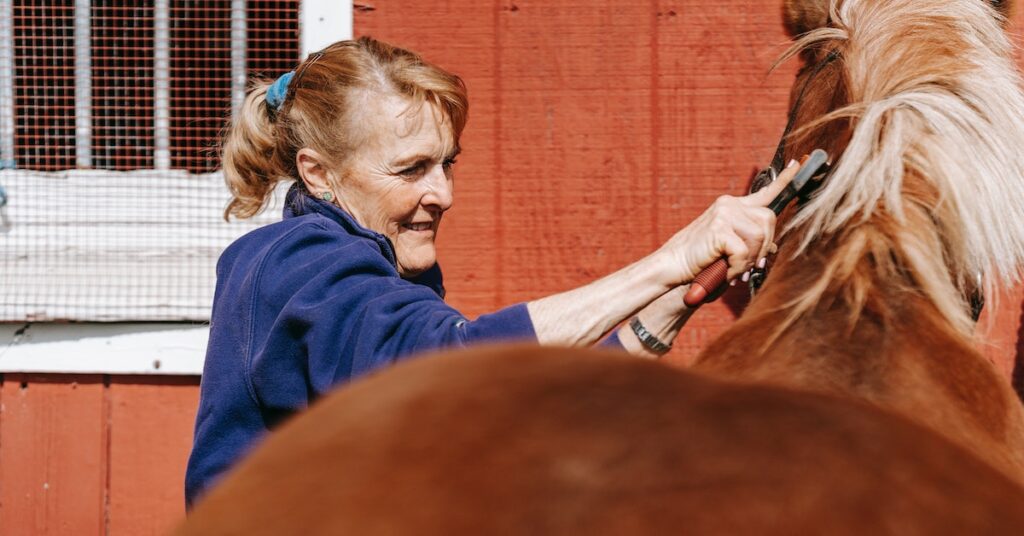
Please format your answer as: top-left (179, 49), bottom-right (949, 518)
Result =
top-left (698, 0), bottom-right (1024, 484)
top-left (753, 0), bottom-right (1024, 339)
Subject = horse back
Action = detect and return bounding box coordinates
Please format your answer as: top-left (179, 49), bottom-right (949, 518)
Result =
top-left (178, 345), bottom-right (1024, 535)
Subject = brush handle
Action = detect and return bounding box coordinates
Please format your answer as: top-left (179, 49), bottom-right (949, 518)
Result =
top-left (683, 257), bottom-right (729, 307)
top-left (682, 150), bottom-right (830, 308)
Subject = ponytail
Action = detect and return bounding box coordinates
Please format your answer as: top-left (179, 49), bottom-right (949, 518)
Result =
top-left (221, 82), bottom-right (288, 220)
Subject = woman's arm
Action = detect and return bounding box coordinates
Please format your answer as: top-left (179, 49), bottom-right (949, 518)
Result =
top-left (614, 284), bottom-right (695, 358)
top-left (527, 160), bottom-right (800, 347)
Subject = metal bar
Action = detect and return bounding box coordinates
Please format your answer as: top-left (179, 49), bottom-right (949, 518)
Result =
top-left (153, 0), bottom-right (171, 170)
top-left (230, 0), bottom-right (247, 116)
top-left (73, 0), bottom-right (92, 168)
top-left (0, 0), bottom-right (13, 169)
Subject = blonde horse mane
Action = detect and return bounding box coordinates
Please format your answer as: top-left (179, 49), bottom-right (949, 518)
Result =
top-left (771, 0), bottom-right (1024, 336)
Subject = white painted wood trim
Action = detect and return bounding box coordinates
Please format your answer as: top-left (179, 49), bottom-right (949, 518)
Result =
top-left (0, 0), bottom-right (14, 169)
top-left (230, 0), bottom-right (247, 116)
top-left (0, 323), bottom-right (206, 375)
top-left (74, 0), bottom-right (92, 168)
top-left (300, 0), bottom-right (352, 59)
top-left (153, 0), bottom-right (171, 170)
top-left (0, 169), bottom-right (288, 322)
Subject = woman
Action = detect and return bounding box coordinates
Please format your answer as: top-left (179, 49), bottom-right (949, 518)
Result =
top-left (185, 36), bottom-right (799, 507)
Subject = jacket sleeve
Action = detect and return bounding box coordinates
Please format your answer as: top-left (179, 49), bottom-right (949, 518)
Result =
top-left (599, 329), bottom-right (624, 349)
top-left (245, 224), bottom-right (536, 412)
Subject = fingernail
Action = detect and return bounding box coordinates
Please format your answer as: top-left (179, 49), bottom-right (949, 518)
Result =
top-left (730, 280), bottom-right (737, 287)
top-left (787, 159), bottom-right (799, 168)
top-left (742, 271), bottom-right (750, 283)
top-left (758, 257), bottom-right (767, 269)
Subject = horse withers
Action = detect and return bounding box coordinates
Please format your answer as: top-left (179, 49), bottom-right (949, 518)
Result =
top-left (177, 0), bottom-right (1024, 533)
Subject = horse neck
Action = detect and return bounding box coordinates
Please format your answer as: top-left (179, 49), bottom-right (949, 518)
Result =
top-left (692, 215), bottom-right (1024, 480)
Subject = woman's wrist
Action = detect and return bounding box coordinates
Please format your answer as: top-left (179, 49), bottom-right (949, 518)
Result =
top-left (646, 248), bottom-right (693, 290)
top-left (618, 285), bottom-right (695, 358)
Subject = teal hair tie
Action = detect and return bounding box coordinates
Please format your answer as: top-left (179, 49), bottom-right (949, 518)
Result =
top-left (266, 71), bottom-right (295, 112)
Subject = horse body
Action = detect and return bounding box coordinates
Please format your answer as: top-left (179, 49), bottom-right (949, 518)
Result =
top-left (178, 346), bottom-right (1024, 535)
top-left (695, 247), bottom-right (1024, 482)
top-left (179, 0), bottom-right (1024, 532)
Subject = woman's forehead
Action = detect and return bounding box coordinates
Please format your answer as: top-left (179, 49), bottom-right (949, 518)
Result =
top-left (359, 93), bottom-right (456, 158)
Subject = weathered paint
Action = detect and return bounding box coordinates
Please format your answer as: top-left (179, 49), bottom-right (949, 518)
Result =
top-left (106, 377), bottom-right (200, 535)
top-left (0, 2), bottom-right (1022, 534)
top-left (0, 374), bottom-right (107, 535)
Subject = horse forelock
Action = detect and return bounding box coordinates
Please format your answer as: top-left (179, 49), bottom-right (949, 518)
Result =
top-left (770, 0), bottom-right (1024, 337)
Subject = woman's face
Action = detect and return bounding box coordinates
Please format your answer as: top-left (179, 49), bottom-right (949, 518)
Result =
top-left (335, 94), bottom-right (458, 278)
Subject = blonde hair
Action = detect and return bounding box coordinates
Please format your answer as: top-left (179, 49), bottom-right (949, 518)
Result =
top-left (221, 36), bottom-right (469, 220)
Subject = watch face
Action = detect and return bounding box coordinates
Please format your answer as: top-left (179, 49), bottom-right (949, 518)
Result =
top-left (750, 166), bottom-right (778, 196)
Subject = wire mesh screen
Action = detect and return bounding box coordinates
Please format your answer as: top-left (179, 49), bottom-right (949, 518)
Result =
top-left (0, 0), bottom-right (300, 321)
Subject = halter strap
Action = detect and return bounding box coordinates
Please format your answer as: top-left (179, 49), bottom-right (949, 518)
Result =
top-left (769, 49), bottom-right (842, 174)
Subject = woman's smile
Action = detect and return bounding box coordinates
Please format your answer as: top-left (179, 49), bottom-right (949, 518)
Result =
top-left (401, 221), bottom-right (435, 233)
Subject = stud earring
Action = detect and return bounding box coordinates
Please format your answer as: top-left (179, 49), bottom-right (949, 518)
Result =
top-left (320, 191), bottom-right (333, 202)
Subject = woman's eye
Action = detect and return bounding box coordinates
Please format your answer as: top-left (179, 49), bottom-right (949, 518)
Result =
top-left (442, 158), bottom-right (458, 170)
top-left (398, 163), bottom-right (425, 177)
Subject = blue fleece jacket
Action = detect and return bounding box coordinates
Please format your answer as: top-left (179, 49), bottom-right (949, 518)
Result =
top-left (185, 187), bottom-right (551, 507)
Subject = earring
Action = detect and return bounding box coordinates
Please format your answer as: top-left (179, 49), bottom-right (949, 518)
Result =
top-left (320, 191), bottom-right (333, 202)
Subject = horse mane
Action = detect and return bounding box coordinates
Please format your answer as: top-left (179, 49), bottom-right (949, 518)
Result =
top-left (770, 0), bottom-right (1024, 337)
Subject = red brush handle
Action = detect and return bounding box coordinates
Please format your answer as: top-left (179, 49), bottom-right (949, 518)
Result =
top-left (683, 257), bottom-right (729, 307)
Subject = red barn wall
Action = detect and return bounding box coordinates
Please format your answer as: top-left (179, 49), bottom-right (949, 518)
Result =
top-left (2, 2), bottom-right (1023, 533)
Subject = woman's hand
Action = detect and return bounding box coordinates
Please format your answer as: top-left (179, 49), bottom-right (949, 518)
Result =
top-left (657, 160), bottom-right (801, 286)
top-left (526, 159), bottom-right (803, 348)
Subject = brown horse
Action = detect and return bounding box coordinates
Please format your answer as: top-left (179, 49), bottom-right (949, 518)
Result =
top-left (178, 0), bottom-right (1024, 533)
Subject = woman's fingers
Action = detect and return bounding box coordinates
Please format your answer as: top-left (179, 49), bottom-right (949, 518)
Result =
top-left (664, 159), bottom-right (805, 287)
top-left (729, 209), bottom-right (769, 266)
top-left (720, 231), bottom-right (753, 280)
top-left (757, 207), bottom-right (776, 262)
top-left (715, 197), bottom-right (776, 277)
top-left (742, 159), bottom-right (800, 207)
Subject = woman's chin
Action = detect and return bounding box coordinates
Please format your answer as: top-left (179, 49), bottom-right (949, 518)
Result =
top-left (395, 247), bottom-right (437, 278)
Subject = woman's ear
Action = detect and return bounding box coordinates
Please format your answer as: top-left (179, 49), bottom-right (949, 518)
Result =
top-left (296, 148), bottom-right (334, 195)
top-left (783, 0), bottom-right (831, 36)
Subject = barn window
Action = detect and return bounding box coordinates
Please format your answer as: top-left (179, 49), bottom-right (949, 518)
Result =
top-left (0, 0), bottom-right (333, 323)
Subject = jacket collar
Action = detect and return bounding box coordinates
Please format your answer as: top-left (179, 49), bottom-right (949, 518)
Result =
top-left (282, 184), bottom-right (446, 298)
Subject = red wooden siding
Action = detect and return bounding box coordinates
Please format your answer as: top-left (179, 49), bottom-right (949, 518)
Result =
top-left (0, 375), bottom-right (200, 535)
top-left (0, 2), bottom-right (1022, 534)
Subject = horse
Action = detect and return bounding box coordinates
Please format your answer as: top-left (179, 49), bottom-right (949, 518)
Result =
top-left (177, 0), bottom-right (1024, 533)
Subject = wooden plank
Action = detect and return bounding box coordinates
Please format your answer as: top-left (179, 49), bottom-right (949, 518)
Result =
top-left (0, 374), bottom-right (106, 535)
top-left (356, 1), bottom-right (502, 316)
top-left (107, 376), bottom-right (199, 535)
top-left (496, 0), bottom-right (657, 305)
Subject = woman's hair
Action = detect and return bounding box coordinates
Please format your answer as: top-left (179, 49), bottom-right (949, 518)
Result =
top-left (221, 36), bottom-right (469, 220)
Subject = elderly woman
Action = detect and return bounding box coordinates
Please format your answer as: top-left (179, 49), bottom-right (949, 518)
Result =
top-left (185, 37), bottom-right (799, 507)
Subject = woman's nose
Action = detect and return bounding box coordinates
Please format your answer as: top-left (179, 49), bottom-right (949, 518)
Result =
top-left (422, 166), bottom-right (453, 211)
